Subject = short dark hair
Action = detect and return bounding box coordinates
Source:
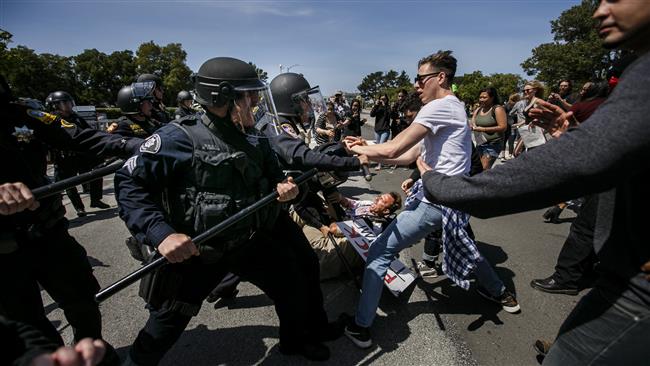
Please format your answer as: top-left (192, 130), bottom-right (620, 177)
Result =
top-left (418, 50), bottom-right (457, 85)
top-left (403, 91), bottom-right (422, 112)
top-left (388, 191), bottom-right (402, 213)
top-left (479, 87), bottom-right (500, 106)
top-left (398, 88), bottom-right (408, 96)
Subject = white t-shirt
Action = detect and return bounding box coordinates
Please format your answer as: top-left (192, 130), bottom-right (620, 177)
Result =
top-left (413, 95), bottom-right (471, 202)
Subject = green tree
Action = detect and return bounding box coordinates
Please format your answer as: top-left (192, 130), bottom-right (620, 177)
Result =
top-left (357, 70), bottom-right (412, 101)
top-left (521, 0), bottom-right (611, 88)
top-left (457, 71), bottom-right (525, 105)
top-left (248, 62), bottom-right (268, 82)
top-left (135, 41), bottom-right (193, 105)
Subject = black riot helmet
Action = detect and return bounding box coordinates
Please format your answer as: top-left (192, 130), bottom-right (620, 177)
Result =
top-left (177, 90), bottom-right (193, 104)
top-left (270, 73), bottom-right (310, 117)
top-left (137, 73), bottom-right (162, 86)
top-left (269, 73), bottom-right (326, 126)
top-left (117, 82), bottom-right (155, 115)
top-left (45, 91), bottom-right (75, 111)
top-left (192, 57), bottom-right (265, 108)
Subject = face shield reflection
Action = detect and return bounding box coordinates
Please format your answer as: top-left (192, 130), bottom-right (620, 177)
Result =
top-left (292, 86), bottom-right (326, 127)
top-left (231, 86), bottom-right (280, 131)
top-left (131, 81), bottom-right (156, 100)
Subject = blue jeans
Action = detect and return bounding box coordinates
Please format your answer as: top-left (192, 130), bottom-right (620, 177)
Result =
top-left (375, 130), bottom-right (390, 144)
top-left (544, 287), bottom-right (650, 365)
top-left (356, 200), bottom-right (442, 327)
top-left (355, 199), bottom-right (506, 327)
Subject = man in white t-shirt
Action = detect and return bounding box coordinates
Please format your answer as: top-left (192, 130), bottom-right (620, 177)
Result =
top-left (343, 50), bottom-right (517, 349)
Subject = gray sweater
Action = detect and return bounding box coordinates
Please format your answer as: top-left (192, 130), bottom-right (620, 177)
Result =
top-left (422, 51), bottom-right (650, 306)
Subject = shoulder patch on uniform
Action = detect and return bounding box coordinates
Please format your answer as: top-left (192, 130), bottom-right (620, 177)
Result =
top-left (123, 155), bottom-right (139, 174)
top-left (280, 122), bottom-right (300, 138)
top-left (139, 134), bottom-right (162, 154)
top-left (26, 109), bottom-right (58, 125)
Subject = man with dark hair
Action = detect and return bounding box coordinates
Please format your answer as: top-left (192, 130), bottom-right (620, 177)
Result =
top-left (419, 1), bottom-right (650, 363)
top-left (548, 79), bottom-right (578, 111)
top-left (343, 50), bottom-right (518, 349)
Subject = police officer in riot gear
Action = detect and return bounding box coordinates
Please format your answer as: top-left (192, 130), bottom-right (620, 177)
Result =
top-left (206, 73), bottom-right (371, 303)
top-left (109, 82), bottom-right (161, 138)
top-left (136, 73), bottom-right (171, 124)
top-left (115, 57), bottom-right (340, 365)
top-left (173, 90), bottom-right (194, 119)
top-left (261, 73), bottom-right (369, 170)
top-left (46, 91), bottom-right (109, 215)
top-left (0, 76), bottom-right (142, 365)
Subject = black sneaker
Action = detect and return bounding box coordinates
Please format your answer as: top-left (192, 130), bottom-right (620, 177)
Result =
top-left (90, 200), bottom-right (110, 209)
top-left (530, 276), bottom-right (579, 295)
top-left (344, 319), bottom-right (372, 349)
top-left (279, 341), bottom-right (330, 361)
top-left (76, 208), bottom-right (87, 217)
top-left (476, 287), bottom-right (521, 313)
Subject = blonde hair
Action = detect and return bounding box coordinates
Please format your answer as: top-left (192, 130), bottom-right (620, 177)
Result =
top-left (525, 80), bottom-right (545, 99)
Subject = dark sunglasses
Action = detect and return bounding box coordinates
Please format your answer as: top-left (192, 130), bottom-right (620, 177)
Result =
top-left (414, 71), bottom-right (441, 84)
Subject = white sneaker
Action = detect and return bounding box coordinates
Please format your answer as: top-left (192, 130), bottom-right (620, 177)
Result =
top-left (416, 261), bottom-right (438, 278)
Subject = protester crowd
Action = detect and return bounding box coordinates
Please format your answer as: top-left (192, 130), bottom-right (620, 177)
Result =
top-left (1, 1), bottom-right (649, 365)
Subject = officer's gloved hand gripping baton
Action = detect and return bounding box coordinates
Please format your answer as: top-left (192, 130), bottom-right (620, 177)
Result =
top-left (32, 158), bottom-right (124, 200)
top-left (94, 168), bottom-right (319, 303)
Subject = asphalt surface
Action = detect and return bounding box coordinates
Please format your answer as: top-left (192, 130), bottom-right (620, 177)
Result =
top-left (43, 118), bottom-right (586, 365)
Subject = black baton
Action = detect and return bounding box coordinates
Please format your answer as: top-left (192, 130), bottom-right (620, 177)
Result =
top-left (94, 168), bottom-right (318, 303)
top-left (33, 158), bottom-right (124, 200)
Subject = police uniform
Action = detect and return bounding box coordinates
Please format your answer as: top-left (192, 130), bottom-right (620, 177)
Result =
top-left (173, 105), bottom-right (194, 120)
top-left (115, 112), bottom-right (330, 365)
top-left (151, 102), bottom-right (170, 124)
top-left (110, 115), bottom-right (161, 138)
top-left (53, 111), bottom-right (105, 211)
top-left (0, 99), bottom-right (141, 348)
top-left (257, 116), bottom-right (361, 171)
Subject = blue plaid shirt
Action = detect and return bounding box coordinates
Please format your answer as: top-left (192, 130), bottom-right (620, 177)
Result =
top-left (407, 179), bottom-right (480, 289)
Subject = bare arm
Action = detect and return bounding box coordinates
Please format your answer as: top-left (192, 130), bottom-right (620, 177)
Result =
top-left (475, 106), bottom-right (507, 134)
top-left (373, 143), bottom-right (421, 165)
top-left (349, 123), bottom-right (428, 159)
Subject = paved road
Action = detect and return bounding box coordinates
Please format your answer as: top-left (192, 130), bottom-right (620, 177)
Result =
top-left (43, 121), bottom-right (584, 365)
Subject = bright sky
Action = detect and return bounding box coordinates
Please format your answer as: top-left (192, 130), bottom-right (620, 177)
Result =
top-left (2, 0), bottom-right (580, 96)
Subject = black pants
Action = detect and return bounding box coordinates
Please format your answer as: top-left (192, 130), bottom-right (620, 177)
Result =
top-left (0, 225), bottom-right (102, 345)
top-left (127, 212), bottom-right (329, 365)
top-left (544, 287), bottom-right (650, 365)
top-left (55, 157), bottom-right (103, 210)
top-left (552, 195), bottom-right (598, 287)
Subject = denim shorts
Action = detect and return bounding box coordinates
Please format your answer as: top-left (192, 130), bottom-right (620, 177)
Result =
top-left (477, 141), bottom-right (503, 158)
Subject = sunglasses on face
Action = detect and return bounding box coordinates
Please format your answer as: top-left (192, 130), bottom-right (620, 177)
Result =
top-left (414, 71), bottom-right (441, 85)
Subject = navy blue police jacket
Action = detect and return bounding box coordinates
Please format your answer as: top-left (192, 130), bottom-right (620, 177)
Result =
top-left (1, 104), bottom-right (142, 232)
top-left (115, 112), bottom-right (286, 248)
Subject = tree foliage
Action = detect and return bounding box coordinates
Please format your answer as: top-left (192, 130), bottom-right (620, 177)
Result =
top-left (248, 62), bottom-right (268, 82)
top-left (135, 41), bottom-right (193, 105)
top-left (456, 71), bottom-right (525, 105)
top-left (0, 31), bottom-right (193, 106)
top-left (357, 70), bottom-right (411, 101)
top-left (521, 0), bottom-right (612, 87)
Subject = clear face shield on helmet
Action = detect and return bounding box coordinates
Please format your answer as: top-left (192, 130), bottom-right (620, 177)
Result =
top-left (293, 86), bottom-right (326, 127)
top-left (131, 81), bottom-right (156, 101)
top-left (230, 85), bottom-right (280, 133)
